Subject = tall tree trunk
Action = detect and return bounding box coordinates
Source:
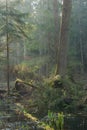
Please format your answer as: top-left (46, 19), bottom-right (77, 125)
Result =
top-left (56, 0), bottom-right (72, 77)
top-left (53, 0), bottom-right (59, 57)
top-left (79, 33), bottom-right (84, 74)
top-left (78, 1), bottom-right (84, 74)
top-left (6, 0), bottom-right (10, 95)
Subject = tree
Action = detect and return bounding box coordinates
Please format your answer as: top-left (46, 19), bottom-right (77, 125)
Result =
top-left (6, 0), bottom-right (10, 94)
top-left (0, 0), bottom-right (34, 93)
top-left (56, 0), bottom-right (72, 77)
top-left (53, 0), bottom-right (59, 58)
top-left (69, 0), bottom-right (87, 75)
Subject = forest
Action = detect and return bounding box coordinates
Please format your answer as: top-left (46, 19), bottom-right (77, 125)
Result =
top-left (0, 0), bottom-right (87, 130)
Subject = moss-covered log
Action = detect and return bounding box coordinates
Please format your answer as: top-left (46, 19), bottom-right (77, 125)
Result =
top-left (15, 79), bottom-right (38, 90)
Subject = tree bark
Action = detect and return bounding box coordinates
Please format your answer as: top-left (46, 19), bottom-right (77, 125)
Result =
top-left (56, 0), bottom-right (72, 77)
top-left (53, 0), bottom-right (59, 58)
top-left (6, 0), bottom-right (10, 95)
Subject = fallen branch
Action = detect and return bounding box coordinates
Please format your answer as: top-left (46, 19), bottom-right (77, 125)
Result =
top-left (15, 78), bottom-right (39, 89)
top-left (15, 103), bottom-right (53, 130)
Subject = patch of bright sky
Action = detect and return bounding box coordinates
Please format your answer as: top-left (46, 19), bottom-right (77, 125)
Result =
top-left (31, 0), bottom-right (40, 10)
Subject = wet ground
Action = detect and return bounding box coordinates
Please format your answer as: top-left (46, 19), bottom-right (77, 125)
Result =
top-left (0, 98), bottom-right (39, 130)
top-left (65, 115), bottom-right (87, 130)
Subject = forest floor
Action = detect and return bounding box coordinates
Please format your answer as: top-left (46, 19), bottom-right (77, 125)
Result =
top-left (0, 81), bottom-right (48, 130)
top-left (0, 73), bottom-right (87, 130)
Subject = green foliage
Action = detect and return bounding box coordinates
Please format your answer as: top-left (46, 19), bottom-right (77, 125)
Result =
top-left (0, 0), bottom-right (87, 122)
top-left (14, 63), bottom-right (40, 82)
top-left (0, 6), bottom-right (33, 40)
top-left (47, 111), bottom-right (64, 130)
top-left (45, 75), bottom-right (62, 88)
top-left (32, 82), bottom-right (65, 117)
top-left (31, 74), bottom-right (87, 117)
top-left (57, 112), bottom-right (64, 130)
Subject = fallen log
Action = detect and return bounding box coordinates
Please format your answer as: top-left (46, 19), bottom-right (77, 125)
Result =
top-left (15, 79), bottom-right (38, 90)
